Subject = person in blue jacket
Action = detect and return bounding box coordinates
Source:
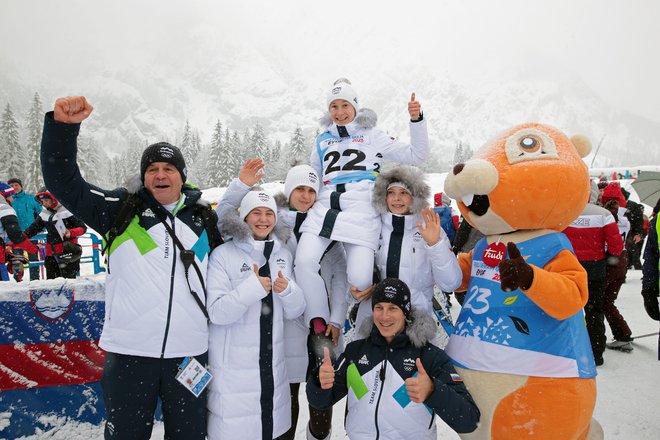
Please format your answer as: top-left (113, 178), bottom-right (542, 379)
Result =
top-left (8, 178), bottom-right (42, 280)
top-left (307, 278), bottom-right (479, 439)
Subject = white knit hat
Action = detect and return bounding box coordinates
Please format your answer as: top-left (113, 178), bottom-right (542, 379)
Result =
top-left (326, 78), bottom-right (359, 112)
top-left (239, 190), bottom-right (278, 223)
top-left (284, 165), bottom-right (320, 202)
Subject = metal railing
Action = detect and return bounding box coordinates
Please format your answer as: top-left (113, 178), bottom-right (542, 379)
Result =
top-left (29, 232), bottom-right (106, 274)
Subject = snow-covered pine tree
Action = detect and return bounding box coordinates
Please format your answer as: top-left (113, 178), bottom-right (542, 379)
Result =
top-left (288, 126), bottom-right (308, 166)
top-left (463, 144), bottom-right (474, 161)
top-left (206, 120), bottom-right (235, 187)
top-left (117, 138), bottom-right (145, 185)
top-left (180, 120), bottom-right (195, 166)
top-left (452, 142), bottom-right (464, 165)
top-left (77, 135), bottom-right (104, 185)
top-left (187, 130), bottom-right (202, 183)
top-left (269, 139), bottom-right (285, 180)
top-left (25, 92), bottom-right (44, 192)
top-left (240, 126), bottom-right (252, 165)
top-left (251, 122), bottom-right (269, 164)
top-left (0, 103), bottom-right (26, 181)
top-left (230, 130), bottom-right (243, 176)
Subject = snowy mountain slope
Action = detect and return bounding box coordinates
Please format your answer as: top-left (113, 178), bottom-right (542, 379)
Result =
top-left (2, 51), bottom-right (659, 170)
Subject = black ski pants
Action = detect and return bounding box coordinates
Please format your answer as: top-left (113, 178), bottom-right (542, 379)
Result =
top-left (101, 351), bottom-right (208, 440)
top-left (583, 276), bottom-right (606, 362)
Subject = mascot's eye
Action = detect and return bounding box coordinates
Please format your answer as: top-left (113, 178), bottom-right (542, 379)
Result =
top-left (519, 136), bottom-right (541, 153)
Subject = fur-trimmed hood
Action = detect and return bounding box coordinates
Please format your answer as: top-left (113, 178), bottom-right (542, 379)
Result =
top-left (372, 165), bottom-right (430, 215)
top-left (360, 308), bottom-right (437, 349)
top-left (319, 108), bottom-right (378, 129)
top-left (221, 207), bottom-right (291, 244)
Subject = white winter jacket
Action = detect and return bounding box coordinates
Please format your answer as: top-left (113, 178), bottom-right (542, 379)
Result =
top-left (276, 194), bottom-right (349, 383)
top-left (206, 213), bottom-right (305, 440)
top-left (301, 109), bottom-right (429, 250)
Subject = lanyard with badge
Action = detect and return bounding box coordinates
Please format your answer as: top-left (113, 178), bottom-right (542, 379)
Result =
top-left (176, 356), bottom-right (213, 397)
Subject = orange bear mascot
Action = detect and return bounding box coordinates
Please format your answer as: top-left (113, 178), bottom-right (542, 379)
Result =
top-left (444, 123), bottom-right (603, 439)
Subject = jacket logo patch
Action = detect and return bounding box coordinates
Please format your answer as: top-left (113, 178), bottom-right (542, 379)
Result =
top-left (403, 357), bottom-right (415, 372)
top-left (240, 263), bottom-right (250, 273)
top-left (358, 354), bottom-right (369, 365)
top-left (276, 258), bottom-right (286, 270)
top-left (142, 208), bottom-right (156, 218)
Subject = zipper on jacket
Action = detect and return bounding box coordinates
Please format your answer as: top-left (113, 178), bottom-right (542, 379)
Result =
top-left (160, 216), bottom-right (177, 358)
top-left (373, 350), bottom-right (389, 440)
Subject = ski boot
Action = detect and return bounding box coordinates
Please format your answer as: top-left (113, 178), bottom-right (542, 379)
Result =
top-left (606, 338), bottom-right (634, 353)
top-left (307, 318), bottom-right (335, 374)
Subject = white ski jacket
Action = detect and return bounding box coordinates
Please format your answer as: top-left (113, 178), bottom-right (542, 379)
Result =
top-left (206, 212), bottom-right (305, 439)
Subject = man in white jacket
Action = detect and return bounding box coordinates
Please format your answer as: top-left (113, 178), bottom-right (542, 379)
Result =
top-left (41, 96), bottom-right (221, 439)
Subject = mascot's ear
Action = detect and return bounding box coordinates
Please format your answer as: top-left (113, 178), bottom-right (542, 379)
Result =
top-left (570, 134), bottom-right (592, 158)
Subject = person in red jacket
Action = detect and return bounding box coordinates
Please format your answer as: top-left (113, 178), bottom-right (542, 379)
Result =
top-left (564, 182), bottom-right (624, 365)
top-left (23, 189), bottom-right (86, 279)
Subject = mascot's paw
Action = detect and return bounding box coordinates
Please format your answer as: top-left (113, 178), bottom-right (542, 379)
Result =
top-left (498, 242), bottom-right (533, 292)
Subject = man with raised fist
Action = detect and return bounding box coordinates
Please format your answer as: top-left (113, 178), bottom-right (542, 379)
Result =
top-left (307, 277), bottom-right (479, 439)
top-left (41, 96), bottom-right (221, 440)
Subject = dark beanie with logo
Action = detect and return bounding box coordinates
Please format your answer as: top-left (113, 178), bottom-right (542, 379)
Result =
top-left (140, 142), bottom-right (187, 183)
top-left (371, 277), bottom-right (412, 318)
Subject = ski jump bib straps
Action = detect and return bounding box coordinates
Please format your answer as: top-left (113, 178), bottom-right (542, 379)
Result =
top-left (447, 233), bottom-right (596, 379)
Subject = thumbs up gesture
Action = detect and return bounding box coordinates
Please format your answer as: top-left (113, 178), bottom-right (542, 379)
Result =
top-left (319, 347), bottom-right (335, 390)
top-left (273, 270), bottom-right (289, 293)
top-left (408, 92), bottom-right (422, 121)
top-left (253, 264), bottom-right (272, 293)
top-left (54, 96), bottom-right (94, 124)
top-left (405, 358), bottom-right (434, 403)
top-left (498, 242), bottom-right (534, 292)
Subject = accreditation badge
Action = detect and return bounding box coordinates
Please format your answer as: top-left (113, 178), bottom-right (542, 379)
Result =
top-left (175, 356), bottom-right (213, 397)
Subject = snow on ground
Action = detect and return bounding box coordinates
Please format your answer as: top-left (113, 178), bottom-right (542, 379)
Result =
top-left (9, 270), bottom-right (658, 439)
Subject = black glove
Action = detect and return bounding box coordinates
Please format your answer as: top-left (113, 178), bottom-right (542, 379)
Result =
top-left (642, 289), bottom-right (660, 321)
top-left (498, 242), bottom-right (534, 292)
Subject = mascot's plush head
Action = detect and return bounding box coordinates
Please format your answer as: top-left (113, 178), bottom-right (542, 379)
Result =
top-left (444, 123), bottom-right (591, 235)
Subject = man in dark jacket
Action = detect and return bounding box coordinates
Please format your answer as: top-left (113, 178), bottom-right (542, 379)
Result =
top-left (41, 96), bottom-right (221, 440)
top-left (307, 278), bottom-right (480, 438)
top-left (621, 188), bottom-right (645, 270)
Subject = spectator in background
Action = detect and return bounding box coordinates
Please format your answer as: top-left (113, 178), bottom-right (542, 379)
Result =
top-left (641, 197), bottom-right (660, 360)
top-left (601, 182), bottom-right (634, 352)
top-left (0, 182), bottom-right (39, 281)
top-left (432, 192), bottom-right (459, 307)
top-left (23, 189), bottom-right (86, 279)
top-left (433, 192), bottom-right (458, 243)
top-left (564, 182), bottom-right (624, 366)
top-left (621, 188), bottom-right (645, 270)
top-left (7, 178), bottom-right (43, 280)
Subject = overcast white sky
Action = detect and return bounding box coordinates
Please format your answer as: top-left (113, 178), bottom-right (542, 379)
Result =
top-left (1, 0), bottom-right (659, 123)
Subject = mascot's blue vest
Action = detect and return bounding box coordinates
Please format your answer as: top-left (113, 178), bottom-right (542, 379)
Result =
top-left (447, 233), bottom-right (596, 378)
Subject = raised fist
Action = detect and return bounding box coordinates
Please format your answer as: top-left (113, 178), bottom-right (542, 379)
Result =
top-left (54, 96), bottom-right (94, 124)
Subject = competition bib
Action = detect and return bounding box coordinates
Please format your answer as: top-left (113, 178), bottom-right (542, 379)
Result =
top-left (318, 135), bottom-right (382, 183)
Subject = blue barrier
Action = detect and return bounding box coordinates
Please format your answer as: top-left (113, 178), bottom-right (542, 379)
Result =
top-left (28, 233), bottom-right (106, 274)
